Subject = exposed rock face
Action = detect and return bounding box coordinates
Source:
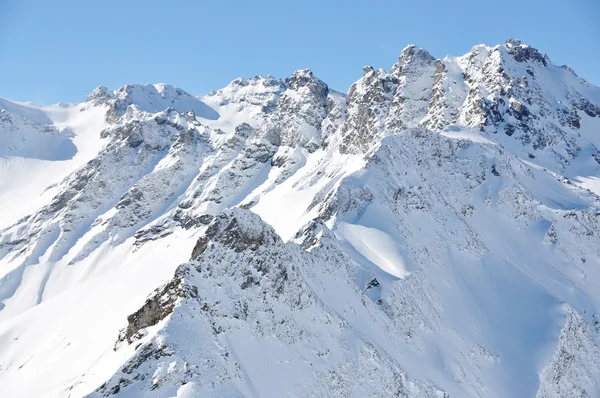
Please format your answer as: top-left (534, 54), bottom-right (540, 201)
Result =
top-left (190, 210), bottom-right (276, 260)
top-left (421, 59), bottom-right (455, 130)
top-left (505, 38), bottom-right (550, 66)
top-left (335, 39), bottom-right (595, 157)
top-left (339, 68), bottom-right (398, 153)
top-left (206, 75), bottom-right (286, 113)
top-left (85, 86), bottom-right (113, 106)
top-left (321, 90), bottom-right (347, 146)
top-left (386, 45), bottom-right (436, 131)
top-left (119, 271), bottom-right (198, 344)
top-left (261, 69), bottom-right (329, 151)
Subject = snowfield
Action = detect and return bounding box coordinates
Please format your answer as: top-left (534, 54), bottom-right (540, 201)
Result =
top-left (0, 40), bottom-right (600, 397)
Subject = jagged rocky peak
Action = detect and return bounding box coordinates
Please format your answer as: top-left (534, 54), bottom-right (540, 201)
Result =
top-left (86, 83), bottom-right (219, 123)
top-left (337, 45), bottom-right (439, 153)
top-left (85, 85), bottom-right (113, 105)
top-left (116, 83), bottom-right (219, 120)
top-left (390, 44), bottom-right (436, 76)
top-left (191, 208), bottom-right (278, 260)
top-left (338, 65), bottom-right (398, 154)
top-left (224, 74), bottom-right (284, 90)
top-left (261, 69), bottom-right (329, 151)
top-left (401, 44), bottom-right (435, 62)
top-left (330, 39), bottom-right (600, 157)
top-left (206, 74), bottom-right (286, 112)
top-left (113, 83), bottom-right (187, 99)
top-left (504, 38), bottom-right (550, 66)
top-left (110, 83), bottom-right (187, 108)
top-left (285, 69), bottom-right (326, 92)
top-left (457, 39), bottom-right (599, 159)
top-left (386, 45), bottom-right (437, 132)
top-left (419, 38), bottom-right (600, 160)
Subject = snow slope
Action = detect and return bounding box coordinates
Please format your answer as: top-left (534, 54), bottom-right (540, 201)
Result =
top-left (0, 39), bottom-right (599, 398)
top-left (0, 101), bottom-right (108, 228)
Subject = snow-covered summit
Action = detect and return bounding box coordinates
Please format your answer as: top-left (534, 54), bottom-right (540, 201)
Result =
top-left (504, 38), bottom-right (551, 65)
top-left (261, 69), bottom-right (330, 151)
top-left (205, 75), bottom-right (286, 111)
top-left (85, 83), bottom-right (220, 122)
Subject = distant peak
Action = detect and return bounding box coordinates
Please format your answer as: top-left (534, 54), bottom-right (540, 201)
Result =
top-left (503, 38), bottom-right (550, 66)
top-left (390, 44), bottom-right (435, 76)
top-left (505, 38), bottom-right (523, 47)
top-left (91, 85), bottom-right (110, 93)
top-left (363, 65), bottom-right (374, 76)
top-left (227, 75), bottom-right (285, 88)
top-left (153, 82), bottom-right (179, 94)
top-left (399, 44), bottom-right (434, 63)
top-left (115, 83), bottom-right (181, 95)
top-left (86, 85), bottom-right (113, 104)
top-left (286, 69), bottom-right (327, 91)
top-left (291, 69), bottom-right (314, 78)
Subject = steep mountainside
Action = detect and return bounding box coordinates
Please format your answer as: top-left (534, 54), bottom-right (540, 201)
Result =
top-left (0, 40), bottom-right (599, 398)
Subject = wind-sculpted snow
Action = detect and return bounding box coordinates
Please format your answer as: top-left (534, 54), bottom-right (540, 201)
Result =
top-left (0, 40), bottom-right (600, 398)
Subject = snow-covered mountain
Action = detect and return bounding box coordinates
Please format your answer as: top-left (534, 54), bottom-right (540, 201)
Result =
top-left (1, 39), bottom-right (600, 398)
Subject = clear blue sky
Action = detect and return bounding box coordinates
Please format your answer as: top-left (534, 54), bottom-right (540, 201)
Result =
top-left (1, 0), bottom-right (598, 104)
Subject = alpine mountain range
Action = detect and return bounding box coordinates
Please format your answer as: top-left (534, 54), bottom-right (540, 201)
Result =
top-left (0, 39), bottom-right (600, 397)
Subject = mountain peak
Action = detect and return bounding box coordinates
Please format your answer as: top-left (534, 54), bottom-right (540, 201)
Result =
top-left (399, 44), bottom-right (435, 64)
top-left (362, 65), bottom-right (375, 76)
top-left (504, 37), bottom-right (523, 47)
top-left (90, 83), bottom-right (220, 122)
top-left (290, 68), bottom-right (314, 78)
top-left (503, 38), bottom-right (550, 66)
top-left (286, 69), bottom-right (327, 91)
top-left (391, 44), bottom-right (436, 77)
top-left (191, 208), bottom-right (277, 260)
top-left (85, 85), bottom-right (113, 104)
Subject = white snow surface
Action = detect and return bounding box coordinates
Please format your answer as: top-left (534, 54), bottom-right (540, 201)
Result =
top-left (0, 39), bottom-right (600, 398)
